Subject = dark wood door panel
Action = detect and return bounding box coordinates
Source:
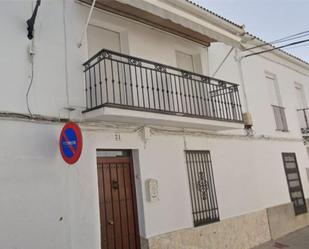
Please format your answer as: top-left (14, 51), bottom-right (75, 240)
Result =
top-left (97, 154), bottom-right (140, 249)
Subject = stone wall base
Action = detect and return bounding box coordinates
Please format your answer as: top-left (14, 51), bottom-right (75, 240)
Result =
top-left (267, 199), bottom-right (309, 239)
top-left (142, 210), bottom-right (271, 249)
top-left (141, 199), bottom-right (309, 249)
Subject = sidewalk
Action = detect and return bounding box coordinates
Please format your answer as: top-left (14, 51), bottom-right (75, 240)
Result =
top-left (252, 226), bottom-right (309, 249)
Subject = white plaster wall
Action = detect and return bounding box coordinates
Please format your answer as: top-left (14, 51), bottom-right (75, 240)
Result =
top-left (0, 0), bottom-right (209, 117)
top-left (0, 120), bottom-right (146, 249)
top-left (0, 121), bottom-right (69, 249)
top-left (0, 0), bottom-right (85, 115)
top-left (1, 120), bottom-right (309, 249)
top-left (139, 132), bottom-right (309, 237)
top-left (1, 1), bottom-right (309, 248)
top-left (0, 0), bottom-right (308, 138)
top-left (208, 42), bottom-right (309, 139)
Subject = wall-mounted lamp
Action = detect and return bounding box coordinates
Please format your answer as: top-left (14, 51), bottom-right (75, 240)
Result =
top-left (26, 0), bottom-right (41, 40)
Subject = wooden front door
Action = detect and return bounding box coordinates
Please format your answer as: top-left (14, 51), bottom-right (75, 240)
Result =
top-left (97, 151), bottom-right (140, 249)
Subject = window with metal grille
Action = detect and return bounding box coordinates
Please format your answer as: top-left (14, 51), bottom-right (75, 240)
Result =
top-left (282, 153), bottom-right (307, 215)
top-left (185, 151), bottom-right (220, 227)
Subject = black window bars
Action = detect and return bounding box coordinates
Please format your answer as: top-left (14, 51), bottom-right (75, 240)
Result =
top-left (185, 151), bottom-right (220, 226)
top-left (83, 49), bottom-right (243, 123)
top-left (282, 153), bottom-right (307, 216)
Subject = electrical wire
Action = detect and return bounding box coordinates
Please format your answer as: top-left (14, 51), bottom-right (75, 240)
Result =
top-left (0, 111), bottom-right (68, 123)
top-left (271, 32), bottom-right (309, 45)
top-left (26, 57), bottom-right (34, 116)
top-left (149, 126), bottom-right (302, 143)
top-left (283, 43), bottom-right (309, 51)
top-left (243, 30), bottom-right (309, 51)
top-left (63, 0), bottom-right (70, 107)
top-left (212, 47), bottom-right (234, 77)
top-left (244, 38), bottom-right (309, 58)
top-left (0, 110), bottom-right (303, 143)
top-left (26, 1), bottom-right (38, 117)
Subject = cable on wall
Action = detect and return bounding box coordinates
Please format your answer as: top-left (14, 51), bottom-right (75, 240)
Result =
top-left (149, 126), bottom-right (303, 143)
top-left (0, 110), bottom-right (303, 143)
top-left (26, 55), bottom-right (34, 116)
top-left (63, 0), bottom-right (70, 107)
top-left (25, 0), bottom-right (41, 116)
top-left (78, 0), bottom-right (97, 48)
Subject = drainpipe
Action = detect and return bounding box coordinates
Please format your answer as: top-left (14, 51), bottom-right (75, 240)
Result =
top-left (235, 49), bottom-right (249, 113)
top-left (78, 0), bottom-right (97, 48)
top-left (235, 49), bottom-right (254, 132)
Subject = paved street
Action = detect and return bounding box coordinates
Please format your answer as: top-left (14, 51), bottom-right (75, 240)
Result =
top-left (253, 226), bottom-right (309, 249)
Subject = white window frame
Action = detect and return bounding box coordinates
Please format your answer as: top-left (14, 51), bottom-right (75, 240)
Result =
top-left (265, 72), bottom-right (288, 132)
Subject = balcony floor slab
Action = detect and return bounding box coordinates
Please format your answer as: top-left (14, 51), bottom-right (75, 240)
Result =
top-left (82, 105), bottom-right (244, 131)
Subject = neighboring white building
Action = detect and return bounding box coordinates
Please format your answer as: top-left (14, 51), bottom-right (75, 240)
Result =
top-left (0, 1), bottom-right (309, 249)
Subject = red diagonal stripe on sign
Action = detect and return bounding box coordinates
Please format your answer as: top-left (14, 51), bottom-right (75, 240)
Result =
top-left (62, 133), bottom-right (76, 155)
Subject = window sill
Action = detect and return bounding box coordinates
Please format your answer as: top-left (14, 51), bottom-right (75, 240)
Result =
top-left (275, 129), bottom-right (289, 133)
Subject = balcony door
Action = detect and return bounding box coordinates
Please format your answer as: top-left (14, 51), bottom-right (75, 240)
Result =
top-left (175, 51), bottom-right (210, 116)
top-left (295, 83), bottom-right (306, 110)
top-left (87, 24), bottom-right (121, 58)
top-left (176, 51), bottom-right (195, 72)
top-left (295, 83), bottom-right (308, 132)
top-left (87, 25), bottom-right (127, 107)
top-left (266, 74), bottom-right (288, 131)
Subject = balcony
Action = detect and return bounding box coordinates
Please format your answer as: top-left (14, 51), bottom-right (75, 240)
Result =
top-left (297, 108), bottom-right (309, 135)
top-left (82, 49), bottom-right (243, 130)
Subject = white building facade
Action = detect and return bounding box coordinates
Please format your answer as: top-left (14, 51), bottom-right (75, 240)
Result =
top-left (1, 1), bottom-right (309, 249)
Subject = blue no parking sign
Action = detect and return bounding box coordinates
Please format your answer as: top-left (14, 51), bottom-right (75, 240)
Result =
top-left (59, 122), bottom-right (83, 165)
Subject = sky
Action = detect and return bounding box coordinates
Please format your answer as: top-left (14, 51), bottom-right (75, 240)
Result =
top-left (192, 0), bottom-right (309, 62)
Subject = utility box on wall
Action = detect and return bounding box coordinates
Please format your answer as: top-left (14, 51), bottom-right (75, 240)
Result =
top-left (243, 112), bottom-right (253, 129)
top-left (145, 179), bottom-right (159, 202)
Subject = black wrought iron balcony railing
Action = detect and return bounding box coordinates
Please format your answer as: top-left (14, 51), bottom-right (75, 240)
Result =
top-left (297, 108), bottom-right (309, 134)
top-left (83, 49), bottom-right (243, 123)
